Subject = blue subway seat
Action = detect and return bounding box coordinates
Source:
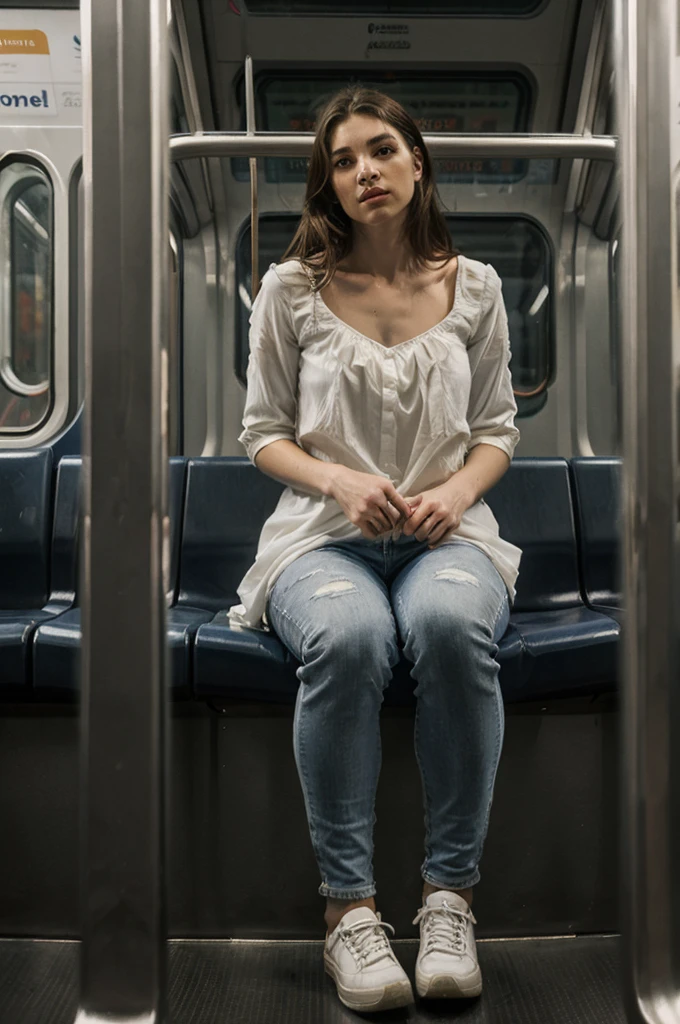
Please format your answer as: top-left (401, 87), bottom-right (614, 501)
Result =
top-left (0, 449), bottom-right (63, 696)
top-left (190, 458), bottom-right (600, 705)
top-left (570, 457), bottom-right (623, 623)
top-left (485, 458), bottom-right (619, 699)
top-left (32, 458), bottom-right (209, 699)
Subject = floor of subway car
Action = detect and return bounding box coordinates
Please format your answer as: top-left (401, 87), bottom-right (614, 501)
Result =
top-left (1, 934), bottom-right (624, 1024)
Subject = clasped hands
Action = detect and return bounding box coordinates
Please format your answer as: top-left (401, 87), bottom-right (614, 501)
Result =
top-left (391, 480), bottom-right (474, 548)
top-left (329, 465), bottom-right (476, 550)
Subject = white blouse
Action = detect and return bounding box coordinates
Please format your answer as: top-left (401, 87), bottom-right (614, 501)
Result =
top-left (227, 253), bottom-right (522, 633)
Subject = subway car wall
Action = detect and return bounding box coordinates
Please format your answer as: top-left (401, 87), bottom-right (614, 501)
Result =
top-left (0, 0), bottom-right (618, 460)
top-left (0, 0), bottom-right (626, 981)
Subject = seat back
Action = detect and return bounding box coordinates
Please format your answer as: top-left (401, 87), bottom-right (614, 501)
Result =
top-left (48, 456), bottom-right (186, 606)
top-left (178, 458), bottom-right (284, 611)
top-left (50, 458), bottom-right (81, 603)
top-left (179, 457), bottom-right (584, 616)
top-left (485, 458), bottom-right (581, 612)
top-left (570, 458), bottom-right (622, 608)
top-left (167, 458), bottom-right (188, 600)
top-left (0, 449), bottom-right (53, 609)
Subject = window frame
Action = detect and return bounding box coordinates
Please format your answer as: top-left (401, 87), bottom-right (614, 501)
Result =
top-left (0, 157), bottom-right (54, 435)
top-left (233, 210), bottom-right (554, 418)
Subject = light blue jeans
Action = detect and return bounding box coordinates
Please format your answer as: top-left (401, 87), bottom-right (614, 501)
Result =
top-left (266, 533), bottom-right (510, 900)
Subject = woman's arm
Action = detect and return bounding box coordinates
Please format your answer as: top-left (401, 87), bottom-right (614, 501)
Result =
top-left (441, 443), bottom-right (510, 507)
top-left (400, 265), bottom-right (519, 544)
top-left (254, 438), bottom-right (339, 498)
top-left (444, 263), bottom-right (520, 505)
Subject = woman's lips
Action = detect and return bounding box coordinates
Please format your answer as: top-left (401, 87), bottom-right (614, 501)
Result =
top-left (361, 191), bottom-right (390, 204)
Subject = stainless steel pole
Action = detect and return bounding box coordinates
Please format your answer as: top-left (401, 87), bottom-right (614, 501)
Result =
top-left (245, 55), bottom-right (260, 301)
top-left (613, 0), bottom-right (680, 1020)
top-left (78, 0), bottom-right (169, 1018)
top-left (169, 131), bottom-right (617, 163)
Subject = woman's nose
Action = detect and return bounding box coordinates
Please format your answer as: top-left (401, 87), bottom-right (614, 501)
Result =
top-left (358, 162), bottom-right (379, 182)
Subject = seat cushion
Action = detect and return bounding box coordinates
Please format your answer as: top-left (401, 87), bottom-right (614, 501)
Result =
top-left (509, 607), bottom-right (619, 699)
top-left (184, 458), bottom-right (619, 707)
top-left (32, 607), bottom-right (81, 699)
top-left (194, 613), bottom-right (297, 702)
top-left (194, 616), bottom-right (526, 706)
top-left (34, 605), bottom-right (213, 700)
top-left (167, 606), bottom-right (214, 699)
top-left (0, 609), bottom-right (54, 695)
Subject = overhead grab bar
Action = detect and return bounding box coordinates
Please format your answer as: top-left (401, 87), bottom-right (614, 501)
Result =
top-left (170, 132), bottom-right (617, 162)
top-left (245, 55), bottom-right (260, 302)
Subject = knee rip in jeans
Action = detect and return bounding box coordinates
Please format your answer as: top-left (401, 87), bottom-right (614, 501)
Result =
top-left (433, 567), bottom-right (480, 587)
top-left (311, 579), bottom-right (357, 599)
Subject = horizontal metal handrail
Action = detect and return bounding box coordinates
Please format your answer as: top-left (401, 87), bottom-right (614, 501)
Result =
top-left (170, 131), bottom-right (617, 162)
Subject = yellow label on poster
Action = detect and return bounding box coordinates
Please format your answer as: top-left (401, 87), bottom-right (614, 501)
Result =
top-left (0, 30), bottom-right (49, 55)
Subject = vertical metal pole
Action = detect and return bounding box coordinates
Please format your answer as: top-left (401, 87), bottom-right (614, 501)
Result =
top-left (245, 55), bottom-right (260, 300)
top-left (613, 0), bottom-right (680, 1020)
top-left (78, 0), bottom-right (168, 1018)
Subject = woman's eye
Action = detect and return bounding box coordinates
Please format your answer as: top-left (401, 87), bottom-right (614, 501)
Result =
top-left (335, 147), bottom-right (393, 168)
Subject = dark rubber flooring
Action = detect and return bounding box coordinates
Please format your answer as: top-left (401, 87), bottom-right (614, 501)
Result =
top-left (0, 934), bottom-right (625, 1024)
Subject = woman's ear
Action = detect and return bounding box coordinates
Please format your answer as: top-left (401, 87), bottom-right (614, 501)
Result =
top-left (412, 146), bottom-right (424, 182)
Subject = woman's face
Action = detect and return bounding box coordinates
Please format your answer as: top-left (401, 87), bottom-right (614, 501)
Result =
top-left (328, 113), bottom-right (423, 226)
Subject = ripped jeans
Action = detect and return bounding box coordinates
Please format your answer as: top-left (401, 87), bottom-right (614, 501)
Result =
top-left (265, 534), bottom-right (510, 901)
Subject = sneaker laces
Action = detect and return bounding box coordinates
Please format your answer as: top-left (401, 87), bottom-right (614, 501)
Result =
top-left (339, 912), bottom-right (397, 968)
top-left (412, 900), bottom-right (476, 957)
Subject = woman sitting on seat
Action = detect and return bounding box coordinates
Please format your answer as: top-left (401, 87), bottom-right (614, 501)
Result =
top-left (227, 85), bottom-right (521, 1013)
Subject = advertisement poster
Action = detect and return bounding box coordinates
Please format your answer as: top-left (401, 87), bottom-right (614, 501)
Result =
top-left (0, 9), bottom-right (81, 125)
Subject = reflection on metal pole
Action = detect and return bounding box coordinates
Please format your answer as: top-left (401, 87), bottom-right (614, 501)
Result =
top-left (613, 0), bottom-right (680, 1020)
top-left (169, 131), bottom-right (617, 162)
top-left (245, 55), bottom-right (260, 302)
top-left (77, 0), bottom-right (168, 1019)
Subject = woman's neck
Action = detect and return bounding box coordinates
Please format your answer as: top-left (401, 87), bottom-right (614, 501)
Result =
top-left (341, 218), bottom-right (416, 283)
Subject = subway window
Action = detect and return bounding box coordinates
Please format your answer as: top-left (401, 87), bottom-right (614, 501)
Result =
top-left (232, 71), bottom-right (541, 187)
top-left (0, 161), bottom-right (53, 433)
top-left (235, 214), bottom-right (551, 418)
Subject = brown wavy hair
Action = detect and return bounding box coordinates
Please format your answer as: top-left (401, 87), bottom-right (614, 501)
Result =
top-left (280, 85), bottom-right (460, 291)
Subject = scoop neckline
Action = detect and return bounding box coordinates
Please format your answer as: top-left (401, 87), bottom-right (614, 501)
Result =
top-left (314, 254), bottom-right (465, 353)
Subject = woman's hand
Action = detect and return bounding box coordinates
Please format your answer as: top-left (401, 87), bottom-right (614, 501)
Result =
top-left (329, 466), bottom-right (418, 540)
top-left (395, 475), bottom-right (477, 548)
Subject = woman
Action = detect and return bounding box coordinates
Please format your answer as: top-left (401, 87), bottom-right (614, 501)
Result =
top-left (227, 86), bottom-right (522, 1013)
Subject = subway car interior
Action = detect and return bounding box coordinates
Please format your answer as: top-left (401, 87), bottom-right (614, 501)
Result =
top-left (0, 0), bottom-right (677, 1021)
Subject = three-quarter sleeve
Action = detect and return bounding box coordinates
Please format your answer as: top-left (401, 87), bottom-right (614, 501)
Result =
top-left (465, 264), bottom-right (520, 460)
top-left (238, 266), bottom-right (301, 465)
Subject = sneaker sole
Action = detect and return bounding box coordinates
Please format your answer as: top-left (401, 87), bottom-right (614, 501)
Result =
top-left (416, 965), bottom-right (483, 1000)
top-left (324, 952), bottom-right (415, 1012)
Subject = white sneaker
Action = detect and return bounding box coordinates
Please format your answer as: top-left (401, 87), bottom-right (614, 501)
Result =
top-left (413, 891), bottom-right (482, 999)
top-left (323, 906), bottom-right (415, 1012)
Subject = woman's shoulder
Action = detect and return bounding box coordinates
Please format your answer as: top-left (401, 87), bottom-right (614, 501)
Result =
top-left (458, 254), bottom-right (501, 289)
top-left (456, 254), bottom-right (501, 311)
top-left (252, 258), bottom-right (313, 310)
top-left (265, 258), bottom-right (315, 291)
top-left (252, 260), bottom-right (315, 338)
